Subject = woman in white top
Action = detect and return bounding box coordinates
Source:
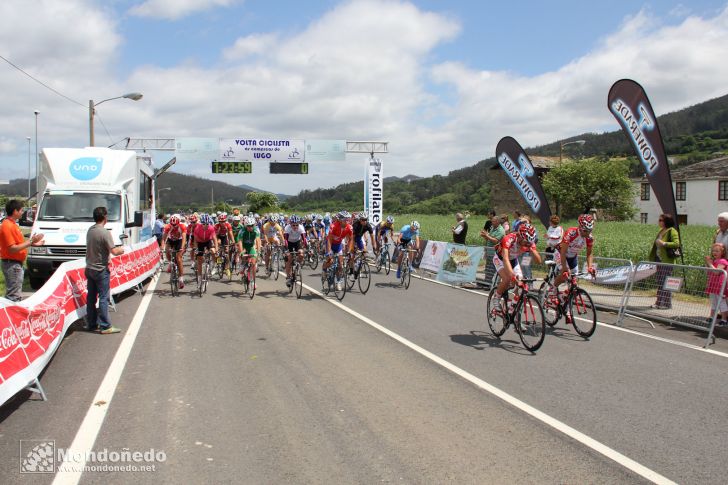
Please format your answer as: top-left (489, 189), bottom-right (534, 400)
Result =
top-left (545, 215), bottom-right (563, 259)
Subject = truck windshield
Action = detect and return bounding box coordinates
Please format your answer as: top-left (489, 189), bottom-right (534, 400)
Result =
top-left (38, 193), bottom-right (121, 222)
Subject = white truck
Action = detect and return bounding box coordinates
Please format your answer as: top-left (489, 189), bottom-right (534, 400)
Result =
top-left (26, 147), bottom-right (156, 289)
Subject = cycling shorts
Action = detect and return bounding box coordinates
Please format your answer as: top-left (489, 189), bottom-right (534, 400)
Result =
top-left (265, 236), bottom-right (281, 246)
top-left (166, 239), bottom-right (183, 251)
top-left (287, 240), bottom-right (302, 253)
top-left (329, 242), bottom-right (344, 256)
top-left (493, 254), bottom-right (522, 279)
top-left (554, 253), bottom-right (578, 273)
top-left (354, 236), bottom-right (366, 251)
top-left (196, 241), bottom-right (213, 256)
top-left (242, 243), bottom-right (257, 257)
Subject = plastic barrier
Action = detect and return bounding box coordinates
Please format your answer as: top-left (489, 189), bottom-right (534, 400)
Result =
top-left (0, 238), bottom-right (160, 406)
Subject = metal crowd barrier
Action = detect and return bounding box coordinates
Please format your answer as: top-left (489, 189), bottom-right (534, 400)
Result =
top-left (618, 262), bottom-right (727, 347)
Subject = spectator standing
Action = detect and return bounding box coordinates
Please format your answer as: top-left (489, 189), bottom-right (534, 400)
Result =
top-left (714, 212), bottom-right (728, 248)
top-left (153, 212), bottom-right (165, 247)
top-left (545, 215), bottom-right (564, 259)
top-left (705, 242), bottom-right (728, 326)
top-left (501, 215), bottom-right (510, 234)
top-left (480, 215), bottom-right (505, 288)
top-left (452, 212), bottom-right (468, 245)
top-left (649, 213), bottom-right (680, 309)
top-left (511, 210), bottom-right (523, 233)
top-left (483, 210), bottom-right (496, 233)
top-left (85, 207), bottom-right (124, 334)
top-left (0, 200), bottom-right (44, 301)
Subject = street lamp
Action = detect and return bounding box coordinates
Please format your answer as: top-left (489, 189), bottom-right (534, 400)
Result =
top-left (89, 92), bottom-right (143, 147)
top-left (26, 136), bottom-right (31, 199)
top-left (559, 139), bottom-right (586, 166)
top-left (157, 187), bottom-right (171, 211)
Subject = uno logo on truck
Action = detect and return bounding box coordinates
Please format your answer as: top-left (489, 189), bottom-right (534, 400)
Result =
top-left (69, 157), bottom-right (103, 181)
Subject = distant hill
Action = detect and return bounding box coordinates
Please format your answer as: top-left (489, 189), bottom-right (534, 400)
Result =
top-left (285, 92), bottom-right (728, 214)
top-left (237, 184), bottom-right (291, 201)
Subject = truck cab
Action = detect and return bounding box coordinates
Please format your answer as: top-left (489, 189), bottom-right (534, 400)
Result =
top-left (27, 147), bottom-right (155, 289)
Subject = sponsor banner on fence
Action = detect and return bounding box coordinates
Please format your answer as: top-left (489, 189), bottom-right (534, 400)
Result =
top-left (586, 262), bottom-right (657, 285)
top-left (436, 243), bottom-right (484, 284)
top-left (219, 138), bottom-right (304, 162)
top-left (495, 136), bottom-right (553, 228)
top-left (608, 79), bottom-right (678, 228)
top-left (0, 238), bottom-right (159, 406)
top-left (364, 156), bottom-right (383, 226)
top-left (418, 240), bottom-right (447, 273)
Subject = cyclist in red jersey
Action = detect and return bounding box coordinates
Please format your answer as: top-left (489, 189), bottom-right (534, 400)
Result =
top-left (214, 213), bottom-right (235, 275)
top-left (193, 214), bottom-right (219, 277)
top-left (323, 211), bottom-right (353, 276)
top-left (553, 213), bottom-right (595, 289)
top-left (492, 223), bottom-right (542, 311)
top-left (162, 214), bottom-right (187, 288)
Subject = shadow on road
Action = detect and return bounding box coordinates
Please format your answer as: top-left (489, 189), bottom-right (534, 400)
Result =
top-left (450, 331), bottom-right (534, 355)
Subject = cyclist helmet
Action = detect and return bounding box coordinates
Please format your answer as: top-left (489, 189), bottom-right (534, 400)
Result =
top-left (170, 214), bottom-right (180, 225)
top-left (244, 216), bottom-right (255, 226)
top-left (270, 214), bottom-right (279, 223)
top-left (323, 214), bottom-right (331, 223)
top-left (386, 215), bottom-right (394, 224)
top-left (578, 213), bottom-right (595, 231)
top-left (411, 220), bottom-right (420, 230)
top-left (359, 211), bottom-right (368, 221)
top-left (337, 210), bottom-right (351, 220)
top-left (517, 223), bottom-right (537, 244)
top-left (218, 213), bottom-right (227, 222)
top-left (316, 214), bottom-right (323, 221)
top-left (232, 215), bottom-right (241, 223)
top-left (254, 213), bottom-right (260, 219)
top-left (200, 213), bottom-right (213, 226)
top-left (190, 213), bottom-right (199, 223)
top-left (289, 214), bottom-right (302, 224)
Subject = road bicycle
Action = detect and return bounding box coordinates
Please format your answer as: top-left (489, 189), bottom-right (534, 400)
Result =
top-left (197, 250), bottom-right (214, 297)
top-left (374, 242), bottom-right (392, 275)
top-left (486, 277), bottom-right (547, 352)
top-left (537, 261), bottom-right (598, 338)
top-left (262, 244), bottom-right (282, 280)
top-left (239, 254), bottom-right (256, 299)
top-left (321, 255), bottom-right (346, 301)
top-left (228, 244), bottom-right (239, 282)
top-left (287, 252), bottom-right (304, 298)
top-left (168, 249), bottom-right (181, 296)
top-left (345, 250), bottom-right (371, 294)
top-left (396, 247), bottom-right (418, 289)
top-left (304, 240), bottom-right (319, 270)
top-left (213, 244), bottom-right (234, 280)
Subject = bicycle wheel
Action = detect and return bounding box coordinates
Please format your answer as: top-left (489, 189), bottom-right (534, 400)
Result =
top-left (537, 281), bottom-right (560, 327)
top-left (295, 266), bottom-right (303, 298)
top-left (569, 288), bottom-right (597, 338)
top-left (170, 266), bottom-right (178, 296)
top-left (346, 259), bottom-right (357, 290)
top-left (486, 289), bottom-right (507, 337)
top-left (357, 261), bottom-right (371, 294)
top-left (516, 294), bottom-right (546, 352)
top-left (375, 250), bottom-right (383, 273)
top-left (287, 266), bottom-right (295, 294)
top-left (309, 249), bottom-right (319, 270)
top-left (272, 252), bottom-right (280, 280)
top-left (248, 267), bottom-right (256, 299)
top-left (321, 266), bottom-right (329, 294)
top-left (401, 262), bottom-right (411, 289)
top-left (228, 255), bottom-right (236, 282)
top-left (242, 266), bottom-right (249, 295)
top-left (334, 266), bottom-right (346, 301)
top-left (383, 251), bottom-right (391, 275)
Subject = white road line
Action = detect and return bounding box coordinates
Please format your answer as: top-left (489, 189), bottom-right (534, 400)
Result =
top-left (412, 272), bottom-right (728, 358)
top-left (52, 276), bottom-right (159, 485)
top-left (302, 279), bottom-right (677, 485)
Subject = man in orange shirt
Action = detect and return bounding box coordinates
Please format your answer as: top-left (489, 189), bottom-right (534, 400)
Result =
top-left (0, 200), bottom-right (44, 301)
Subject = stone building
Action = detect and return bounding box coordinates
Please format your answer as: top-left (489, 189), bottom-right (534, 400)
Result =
top-left (488, 156), bottom-right (558, 223)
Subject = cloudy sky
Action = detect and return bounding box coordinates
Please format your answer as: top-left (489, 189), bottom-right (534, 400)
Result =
top-left (2, 0), bottom-right (728, 194)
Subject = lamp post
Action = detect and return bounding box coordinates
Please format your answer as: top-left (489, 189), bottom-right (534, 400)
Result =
top-left (559, 139), bottom-right (586, 166)
top-left (34, 110), bottom-right (39, 201)
top-left (26, 136), bottom-right (31, 199)
top-left (89, 92), bottom-right (143, 147)
top-left (157, 187), bottom-right (171, 212)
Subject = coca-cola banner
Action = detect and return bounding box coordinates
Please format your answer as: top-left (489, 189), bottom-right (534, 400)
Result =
top-left (0, 238), bottom-right (160, 406)
top-left (608, 79), bottom-right (678, 226)
top-left (495, 137), bottom-right (553, 228)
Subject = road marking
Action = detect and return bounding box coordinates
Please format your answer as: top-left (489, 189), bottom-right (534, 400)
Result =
top-left (412, 272), bottom-right (728, 358)
top-left (301, 279), bottom-right (677, 485)
top-left (52, 276), bottom-right (159, 485)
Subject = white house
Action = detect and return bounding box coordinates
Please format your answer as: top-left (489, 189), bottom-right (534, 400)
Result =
top-left (633, 156), bottom-right (728, 226)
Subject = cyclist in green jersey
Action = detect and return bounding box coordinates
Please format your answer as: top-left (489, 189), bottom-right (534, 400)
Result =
top-left (236, 216), bottom-right (261, 278)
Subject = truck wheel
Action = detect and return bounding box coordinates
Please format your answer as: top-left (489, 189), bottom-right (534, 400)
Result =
top-left (29, 276), bottom-right (45, 290)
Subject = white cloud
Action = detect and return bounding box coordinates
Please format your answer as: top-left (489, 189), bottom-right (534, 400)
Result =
top-left (129, 0), bottom-right (239, 20)
top-left (2, 1), bottom-right (728, 196)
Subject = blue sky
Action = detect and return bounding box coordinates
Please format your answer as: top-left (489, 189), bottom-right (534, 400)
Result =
top-left (2, 0), bottom-right (728, 194)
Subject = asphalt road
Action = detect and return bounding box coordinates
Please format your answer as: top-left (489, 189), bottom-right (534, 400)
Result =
top-left (1, 257), bottom-right (727, 484)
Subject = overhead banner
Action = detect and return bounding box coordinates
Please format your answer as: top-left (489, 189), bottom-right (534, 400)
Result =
top-left (418, 240), bottom-right (447, 272)
top-left (495, 137), bottom-right (552, 228)
top-left (608, 79), bottom-right (678, 227)
top-left (219, 138), bottom-right (305, 162)
top-left (305, 139), bottom-right (346, 162)
top-left (174, 137), bottom-right (219, 162)
top-left (436, 244), bottom-right (484, 284)
top-left (364, 156), bottom-right (383, 225)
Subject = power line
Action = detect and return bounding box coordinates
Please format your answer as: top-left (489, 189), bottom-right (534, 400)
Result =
top-left (0, 53), bottom-right (86, 108)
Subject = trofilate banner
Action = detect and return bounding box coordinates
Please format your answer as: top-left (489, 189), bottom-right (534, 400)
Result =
top-left (608, 79), bottom-right (678, 227)
top-left (495, 136), bottom-right (553, 228)
top-left (0, 238), bottom-right (160, 406)
top-left (364, 156), bottom-right (383, 225)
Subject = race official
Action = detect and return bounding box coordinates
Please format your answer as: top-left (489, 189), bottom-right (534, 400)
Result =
top-left (0, 199), bottom-right (44, 301)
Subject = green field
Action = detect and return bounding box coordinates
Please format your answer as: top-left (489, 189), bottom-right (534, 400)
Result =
top-left (394, 213), bottom-right (715, 267)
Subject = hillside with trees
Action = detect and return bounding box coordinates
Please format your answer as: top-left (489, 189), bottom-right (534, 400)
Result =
top-left (286, 92), bottom-right (728, 214)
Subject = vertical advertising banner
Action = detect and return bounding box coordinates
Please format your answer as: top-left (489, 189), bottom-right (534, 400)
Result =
top-left (608, 79), bottom-right (678, 227)
top-left (495, 137), bottom-right (553, 228)
top-left (364, 157), bottom-right (383, 225)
